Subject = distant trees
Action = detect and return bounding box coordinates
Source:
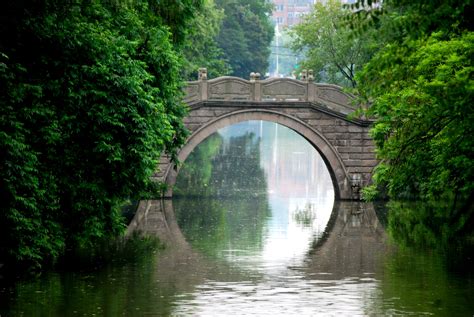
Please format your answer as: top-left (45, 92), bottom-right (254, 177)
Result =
top-left (182, 0), bottom-right (230, 80)
top-left (290, 0), bottom-right (379, 87)
top-left (215, 0), bottom-right (274, 78)
top-left (182, 0), bottom-right (275, 80)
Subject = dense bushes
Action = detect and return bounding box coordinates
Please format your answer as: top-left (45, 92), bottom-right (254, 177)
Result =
top-left (0, 1), bottom-right (200, 271)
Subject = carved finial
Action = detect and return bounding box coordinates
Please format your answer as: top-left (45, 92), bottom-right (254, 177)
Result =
top-left (250, 72), bottom-right (256, 82)
top-left (301, 69), bottom-right (308, 81)
top-left (308, 69), bottom-right (314, 81)
top-left (198, 68), bottom-right (208, 81)
top-left (250, 72), bottom-right (261, 82)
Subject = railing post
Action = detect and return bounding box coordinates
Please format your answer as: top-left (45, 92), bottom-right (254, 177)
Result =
top-left (198, 67), bottom-right (208, 101)
top-left (307, 69), bottom-right (315, 102)
top-left (250, 72), bottom-right (261, 101)
top-left (301, 69), bottom-right (309, 101)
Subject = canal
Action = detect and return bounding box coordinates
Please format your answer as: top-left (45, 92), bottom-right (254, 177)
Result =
top-left (1, 121), bottom-right (473, 316)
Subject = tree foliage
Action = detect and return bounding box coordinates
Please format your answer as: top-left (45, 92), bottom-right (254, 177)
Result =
top-left (347, 0), bottom-right (472, 39)
top-left (0, 0), bottom-right (201, 271)
top-left (361, 32), bottom-right (473, 203)
top-left (354, 1), bottom-right (473, 219)
top-left (215, 0), bottom-right (274, 78)
top-left (291, 0), bottom-right (379, 87)
top-left (182, 0), bottom-right (230, 80)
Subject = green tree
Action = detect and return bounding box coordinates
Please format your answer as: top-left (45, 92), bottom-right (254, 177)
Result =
top-left (182, 0), bottom-right (231, 80)
top-left (0, 0), bottom-right (201, 271)
top-left (361, 32), bottom-right (474, 205)
top-left (352, 1), bottom-right (473, 231)
top-left (291, 0), bottom-right (379, 87)
top-left (216, 0), bottom-right (274, 78)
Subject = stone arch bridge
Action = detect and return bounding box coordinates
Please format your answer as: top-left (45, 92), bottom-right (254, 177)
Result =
top-left (155, 71), bottom-right (378, 200)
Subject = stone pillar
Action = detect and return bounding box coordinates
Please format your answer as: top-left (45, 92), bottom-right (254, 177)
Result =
top-left (300, 69), bottom-right (308, 81)
top-left (198, 68), bottom-right (208, 101)
top-left (250, 72), bottom-right (261, 101)
top-left (307, 69), bottom-right (315, 102)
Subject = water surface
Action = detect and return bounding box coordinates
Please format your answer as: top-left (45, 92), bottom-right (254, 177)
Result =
top-left (1, 121), bottom-right (473, 316)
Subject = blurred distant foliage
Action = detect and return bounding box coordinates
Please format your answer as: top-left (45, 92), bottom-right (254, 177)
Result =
top-left (183, 0), bottom-right (275, 79)
top-left (175, 132), bottom-right (267, 198)
top-left (291, 0), bottom-right (380, 87)
top-left (215, 0), bottom-right (274, 78)
top-left (174, 134), bottom-right (224, 197)
top-left (182, 0), bottom-right (230, 80)
top-left (351, 1), bottom-right (473, 235)
top-left (0, 0), bottom-right (202, 272)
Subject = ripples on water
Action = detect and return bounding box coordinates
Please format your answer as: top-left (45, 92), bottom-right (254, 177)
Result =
top-left (1, 121), bottom-right (473, 316)
top-left (166, 197), bottom-right (386, 316)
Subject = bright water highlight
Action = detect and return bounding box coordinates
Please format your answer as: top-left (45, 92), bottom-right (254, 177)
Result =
top-left (0, 121), bottom-right (473, 316)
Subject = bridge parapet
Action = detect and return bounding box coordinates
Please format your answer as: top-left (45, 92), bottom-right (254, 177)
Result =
top-left (184, 69), bottom-right (358, 116)
top-left (160, 69), bottom-right (377, 200)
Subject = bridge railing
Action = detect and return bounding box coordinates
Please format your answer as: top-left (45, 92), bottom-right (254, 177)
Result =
top-left (184, 68), bottom-right (358, 115)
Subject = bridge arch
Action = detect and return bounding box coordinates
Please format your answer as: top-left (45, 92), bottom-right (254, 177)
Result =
top-left (163, 109), bottom-right (352, 199)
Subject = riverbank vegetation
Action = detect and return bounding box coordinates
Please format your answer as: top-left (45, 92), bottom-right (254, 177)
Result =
top-left (0, 0), bottom-right (194, 273)
top-left (351, 0), bottom-right (473, 240)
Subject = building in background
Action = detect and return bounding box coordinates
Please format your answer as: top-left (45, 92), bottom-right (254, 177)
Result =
top-left (271, 0), bottom-right (315, 28)
top-left (270, 0), bottom-right (357, 28)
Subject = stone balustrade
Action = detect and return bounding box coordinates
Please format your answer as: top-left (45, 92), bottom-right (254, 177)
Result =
top-left (184, 68), bottom-right (358, 116)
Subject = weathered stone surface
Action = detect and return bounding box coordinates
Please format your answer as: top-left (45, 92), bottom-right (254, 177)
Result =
top-left (347, 166), bottom-right (376, 174)
top-left (348, 153), bottom-right (377, 160)
top-left (155, 76), bottom-right (377, 201)
top-left (344, 159), bottom-right (379, 167)
top-left (336, 146), bottom-right (363, 153)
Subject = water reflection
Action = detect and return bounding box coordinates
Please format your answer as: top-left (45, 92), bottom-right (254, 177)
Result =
top-left (2, 203), bottom-right (474, 316)
top-left (163, 120), bottom-right (380, 314)
top-left (174, 120), bottom-right (335, 275)
top-left (2, 121), bottom-right (474, 316)
top-left (130, 199), bottom-right (387, 315)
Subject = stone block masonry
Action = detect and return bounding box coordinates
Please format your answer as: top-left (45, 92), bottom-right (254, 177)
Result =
top-left (158, 72), bottom-right (378, 200)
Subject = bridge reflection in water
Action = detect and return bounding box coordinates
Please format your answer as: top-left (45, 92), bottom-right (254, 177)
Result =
top-left (127, 199), bottom-right (388, 315)
top-left (127, 119), bottom-right (386, 314)
top-left (126, 117), bottom-right (389, 314)
top-left (123, 119), bottom-right (472, 316)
